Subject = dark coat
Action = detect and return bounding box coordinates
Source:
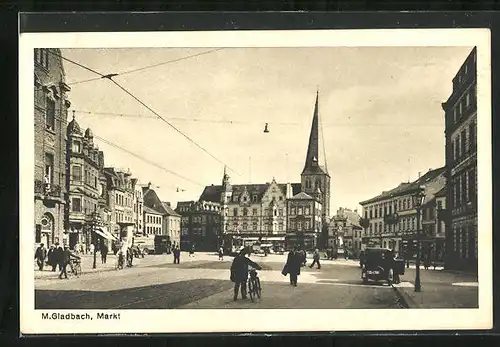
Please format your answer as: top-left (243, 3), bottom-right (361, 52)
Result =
top-left (61, 249), bottom-right (79, 263)
top-left (285, 251), bottom-right (301, 276)
top-left (54, 247), bottom-right (64, 264)
top-left (47, 248), bottom-right (55, 265)
top-left (34, 246), bottom-right (46, 260)
top-left (230, 255), bottom-right (261, 283)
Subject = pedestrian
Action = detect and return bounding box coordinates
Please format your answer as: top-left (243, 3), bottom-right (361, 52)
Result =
top-left (309, 248), bottom-right (321, 269)
top-left (54, 243), bottom-right (64, 271)
top-left (59, 245), bottom-right (80, 279)
top-left (101, 243), bottom-right (108, 264)
top-left (218, 246), bottom-right (224, 261)
top-left (189, 244), bottom-right (195, 257)
top-left (90, 243), bottom-right (95, 256)
top-left (283, 247), bottom-right (301, 287)
top-left (47, 245), bottom-right (56, 271)
top-left (34, 243), bottom-right (47, 271)
top-left (173, 246), bottom-right (180, 264)
top-left (230, 248), bottom-right (262, 301)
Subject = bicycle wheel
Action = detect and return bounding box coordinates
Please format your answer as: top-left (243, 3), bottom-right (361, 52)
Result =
top-left (255, 277), bottom-right (261, 299)
top-left (248, 279), bottom-right (255, 302)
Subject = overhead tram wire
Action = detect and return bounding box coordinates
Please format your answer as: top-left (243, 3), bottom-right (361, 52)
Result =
top-left (93, 134), bottom-right (204, 188)
top-left (49, 50), bottom-right (241, 177)
top-left (66, 48), bottom-right (224, 86)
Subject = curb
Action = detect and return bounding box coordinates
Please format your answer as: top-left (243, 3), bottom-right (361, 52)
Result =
top-left (391, 284), bottom-right (419, 309)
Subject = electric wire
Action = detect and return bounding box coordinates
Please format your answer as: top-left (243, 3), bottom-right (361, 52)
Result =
top-left (93, 134), bottom-right (203, 188)
top-left (66, 48), bottom-right (224, 86)
top-left (49, 49), bottom-right (241, 176)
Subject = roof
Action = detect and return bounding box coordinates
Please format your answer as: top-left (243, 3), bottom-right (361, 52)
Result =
top-left (435, 186), bottom-right (447, 198)
top-left (67, 117), bottom-right (82, 136)
top-left (199, 182), bottom-right (302, 203)
top-left (359, 167), bottom-right (446, 205)
top-left (289, 192), bottom-right (314, 200)
top-left (143, 206), bottom-right (163, 215)
top-left (161, 202), bottom-right (181, 217)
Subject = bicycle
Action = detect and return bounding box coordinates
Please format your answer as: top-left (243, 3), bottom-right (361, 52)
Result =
top-left (247, 268), bottom-right (262, 302)
top-left (69, 258), bottom-right (82, 277)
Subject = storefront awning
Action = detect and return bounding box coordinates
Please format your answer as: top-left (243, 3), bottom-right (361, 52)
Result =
top-left (95, 227), bottom-right (118, 241)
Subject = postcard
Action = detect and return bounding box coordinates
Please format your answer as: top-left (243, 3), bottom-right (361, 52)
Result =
top-left (19, 27), bottom-right (492, 334)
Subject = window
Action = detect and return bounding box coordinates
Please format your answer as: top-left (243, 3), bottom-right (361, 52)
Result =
top-left (243, 208), bottom-right (248, 216)
top-left (455, 136), bottom-right (460, 160)
top-left (466, 90), bottom-right (471, 107)
top-left (233, 208), bottom-right (238, 216)
top-left (305, 221), bottom-right (310, 230)
top-left (71, 165), bottom-right (81, 181)
top-left (297, 221), bottom-right (302, 230)
top-left (233, 195), bottom-right (239, 202)
top-left (44, 153), bottom-right (54, 185)
top-left (290, 207), bottom-right (296, 215)
top-left (451, 141), bottom-right (455, 162)
top-left (305, 207), bottom-right (310, 215)
top-left (72, 141), bottom-right (81, 153)
top-left (461, 129), bottom-right (467, 157)
top-left (306, 179), bottom-right (311, 189)
top-left (290, 220), bottom-right (296, 229)
top-left (253, 223), bottom-right (257, 230)
top-left (298, 207), bottom-right (303, 215)
top-left (243, 223), bottom-right (248, 231)
top-left (469, 122), bottom-right (476, 153)
top-left (252, 195), bottom-right (257, 203)
top-left (46, 98), bottom-right (55, 130)
top-left (453, 107), bottom-right (457, 123)
top-left (279, 208), bottom-right (284, 216)
top-left (369, 209), bottom-right (373, 219)
top-left (71, 198), bottom-right (81, 212)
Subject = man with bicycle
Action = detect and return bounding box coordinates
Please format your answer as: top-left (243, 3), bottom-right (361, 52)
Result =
top-left (230, 248), bottom-right (262, 301)
top-left (59, 245), bottom-right (81, 279)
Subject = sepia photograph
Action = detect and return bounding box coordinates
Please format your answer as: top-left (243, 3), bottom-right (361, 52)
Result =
top-left (19, 28), bottom-right (492, 334)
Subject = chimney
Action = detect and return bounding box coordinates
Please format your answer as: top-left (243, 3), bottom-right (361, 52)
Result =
top-left (148, 182), bottom-right (152, 189)
top-left (418, 172), bottom-right (421, 179)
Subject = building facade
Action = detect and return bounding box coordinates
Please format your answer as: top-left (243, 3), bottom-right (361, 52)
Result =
top-left (441, 47), bottom-right (478, 272)
top-left (103, 168), bottom-right (137, 245)
top-left (420, 187), bottom-right (447, 264)
top-left (199, 175), bottom-right (300, 249)
top-left (65, 114), bottom-right (103, 250)
top-left (331, 208), bottom-right (363, 256)
top-left (285, 192), bottom-right (322, 250)
top-left (359, 167), bottom-right (446, 256)
top-left (176, 200), bottom-right (222, 251)
top-left (161, 202), bottom-right (181, 248)
top-left (143, 206), bottom-right (163, 236)
top-left (34, 48), bottom-right (71, 248)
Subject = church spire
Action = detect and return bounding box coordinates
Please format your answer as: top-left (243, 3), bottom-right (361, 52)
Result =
top-left (302, 91), bottom-right (321, 174)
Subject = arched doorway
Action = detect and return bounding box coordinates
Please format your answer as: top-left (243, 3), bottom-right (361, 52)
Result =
top-left (40, 213), bottom-right (54, 247)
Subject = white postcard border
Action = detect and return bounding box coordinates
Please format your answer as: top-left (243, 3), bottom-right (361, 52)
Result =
top-left (19, 28), bottom-right (492, 334)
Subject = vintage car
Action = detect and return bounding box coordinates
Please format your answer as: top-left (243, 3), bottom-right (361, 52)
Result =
top-left (361, 247), bottom-right (405, 285)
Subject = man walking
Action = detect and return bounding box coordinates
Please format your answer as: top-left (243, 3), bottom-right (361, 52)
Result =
top-left (59, 245), bottom-right (80, 279)
top-left (101, 243), bottom-right (108, 264)
top-left (284, 247), bottom-right (301, 287)
top-left (34, 243), bottom-right (47, 271)
top-left (173, 246), bottom-right (181, 264)
top-left (218, 246), bottom-right (224, 261)
top-left (230, 248), bottom-right (262, 301)
top-left (309, 248), bottom-right (321, 269)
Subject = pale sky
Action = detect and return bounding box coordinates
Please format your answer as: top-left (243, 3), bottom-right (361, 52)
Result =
top-left (60, 46), bottom-right (473, 214)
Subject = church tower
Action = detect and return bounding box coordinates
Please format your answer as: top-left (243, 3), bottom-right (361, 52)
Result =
top-left (301, 91), bottom-right (331, 221)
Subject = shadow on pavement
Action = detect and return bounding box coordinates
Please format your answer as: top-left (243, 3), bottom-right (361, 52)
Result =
top-left (35, 279), bottom-right (234, 310)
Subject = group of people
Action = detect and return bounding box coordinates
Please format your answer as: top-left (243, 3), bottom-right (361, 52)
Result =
top-left (34, 243), bottom-right (80, 279)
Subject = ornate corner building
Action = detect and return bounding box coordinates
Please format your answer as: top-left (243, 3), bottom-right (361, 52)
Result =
top-left (442, 47), bottom-right (478, 273)
top-left (34, 48), bottom-right (71, 248)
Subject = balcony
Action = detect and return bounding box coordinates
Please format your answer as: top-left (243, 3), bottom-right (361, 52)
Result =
top-left (35, 179), bottom-right (63, 203)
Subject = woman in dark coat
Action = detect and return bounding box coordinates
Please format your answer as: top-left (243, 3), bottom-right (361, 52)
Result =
top-left (284, 248), bottom-right (301, 286)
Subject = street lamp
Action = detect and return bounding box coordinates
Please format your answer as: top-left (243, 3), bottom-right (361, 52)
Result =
top-left (411, 185), bottom-right (426, 292)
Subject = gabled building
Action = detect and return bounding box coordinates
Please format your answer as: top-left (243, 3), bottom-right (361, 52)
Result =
top-left (199, 174), bottom-right (301, 249)
top-left (143, 206), bottom-right (163, 236)
top-left (34, 48), bottom-right (71, 248)
top-left (441, 47), bottom-right (478, 273)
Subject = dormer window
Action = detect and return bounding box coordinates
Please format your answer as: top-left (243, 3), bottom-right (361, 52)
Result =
top-left (72, 141), bottom-right (81, 153)
top-left (252, 195), bottom-right (257, 203)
